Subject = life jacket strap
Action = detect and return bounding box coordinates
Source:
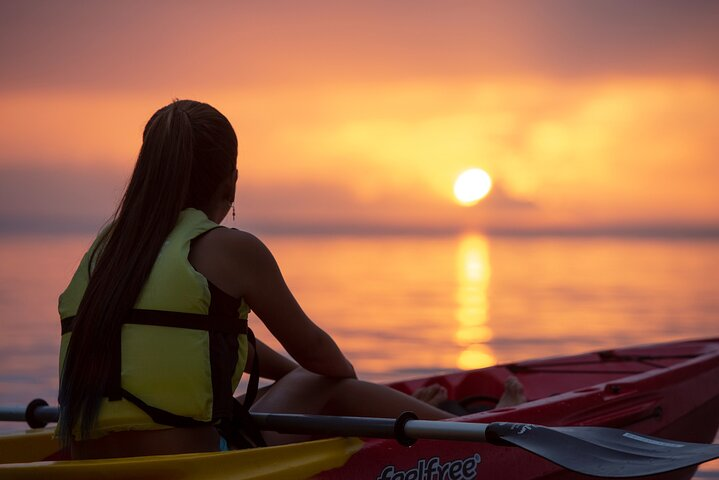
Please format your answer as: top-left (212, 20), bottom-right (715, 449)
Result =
top-left (243, 328), bottom-right (260, 407)
top-left (217, 327), bottom-right (267, 448)
top-left (60, 310), bottom-right (248, 335)
top-left (120, 388), bottom-right (214, 428)
top-left (221, 397), bottom-right (267, 448)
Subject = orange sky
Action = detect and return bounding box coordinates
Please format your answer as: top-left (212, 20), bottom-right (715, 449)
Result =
top-left (1, 1), bottom-right (718, 234)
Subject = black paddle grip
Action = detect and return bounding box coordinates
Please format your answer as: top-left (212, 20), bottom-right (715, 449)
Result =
top-left (25, 398), bottom-right (49, 429)
top-left (394, 411), bottom-right (418, 446)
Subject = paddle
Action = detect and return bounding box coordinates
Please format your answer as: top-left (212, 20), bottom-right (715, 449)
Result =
top-left (2, 400), bottom-right (718, 478)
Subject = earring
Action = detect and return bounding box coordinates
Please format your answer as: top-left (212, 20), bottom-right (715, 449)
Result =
top-left (232, 203), bottom-right (235, 222)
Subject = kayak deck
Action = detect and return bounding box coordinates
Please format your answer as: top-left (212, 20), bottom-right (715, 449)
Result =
top-left (392, 338), bottom-right (719, 413)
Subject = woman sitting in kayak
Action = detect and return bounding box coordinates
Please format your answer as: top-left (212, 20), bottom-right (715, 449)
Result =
top-left (57, 100), bottom-right (524, 459)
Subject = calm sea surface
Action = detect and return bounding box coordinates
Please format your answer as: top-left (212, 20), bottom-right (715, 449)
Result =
top-left (0, 233), bottom-right (717, 474)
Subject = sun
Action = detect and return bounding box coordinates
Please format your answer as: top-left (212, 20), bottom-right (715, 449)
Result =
top-left (453, 168), bottom-right (492, 206)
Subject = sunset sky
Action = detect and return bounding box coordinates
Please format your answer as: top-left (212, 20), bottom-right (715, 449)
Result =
top-left (1, 1), bottom-right (718, 234)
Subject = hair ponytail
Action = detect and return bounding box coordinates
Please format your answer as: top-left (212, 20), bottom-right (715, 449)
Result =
top-left (57, 100), bottom-right (237, 445)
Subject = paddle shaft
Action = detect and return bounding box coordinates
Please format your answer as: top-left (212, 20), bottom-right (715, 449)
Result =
top-left (0, 403), bottom-right (59, 428)
top-left (0, 404), bottom-right (487, 443)
top-left (253, 412), bottom-right (488, 442)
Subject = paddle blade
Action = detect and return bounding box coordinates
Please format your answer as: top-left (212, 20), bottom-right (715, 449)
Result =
top-left (486, 422), bottom-right (719, 478)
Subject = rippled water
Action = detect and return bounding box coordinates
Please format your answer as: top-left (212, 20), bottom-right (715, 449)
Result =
top-left (0, 232), bottom-right (717, 474)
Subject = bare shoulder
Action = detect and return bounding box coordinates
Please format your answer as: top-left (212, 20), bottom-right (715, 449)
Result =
top-left (192, 227), bottom-right (274, 271)
top-left (199, 227), bottom-right (264, 250)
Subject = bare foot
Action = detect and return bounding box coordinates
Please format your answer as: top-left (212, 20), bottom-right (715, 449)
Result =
top-left (412, 384), bottom-right (448, 407)
top-left (495, 376), bottom-right (526, 408)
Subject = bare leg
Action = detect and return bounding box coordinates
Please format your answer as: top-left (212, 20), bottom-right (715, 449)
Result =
top-left (250, 368), bottom-right (452, 445)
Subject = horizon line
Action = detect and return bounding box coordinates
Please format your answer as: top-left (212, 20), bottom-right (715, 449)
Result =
top-left (2, 217), bottom-right (719, 239)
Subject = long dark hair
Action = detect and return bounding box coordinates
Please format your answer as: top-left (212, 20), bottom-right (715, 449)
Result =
top-left (57, 100), bottom-right (237, 444)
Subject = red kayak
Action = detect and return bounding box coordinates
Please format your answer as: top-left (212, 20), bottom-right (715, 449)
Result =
top-left (1, 338), bottom-right (718, 479)
top-left (317, 337), bottom-right (719, 480)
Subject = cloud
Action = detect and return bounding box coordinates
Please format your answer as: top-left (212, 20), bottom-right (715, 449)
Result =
top-left (479, 182), bottom-right (537, 210)
top-left (1, 1), bottom-right (718, 93)
top-left (0, 159), bottom-right (530, 235)
top-left (0, 161), bottom-right (395, 234)
top-left (0, 162), bottom-right (127, 233)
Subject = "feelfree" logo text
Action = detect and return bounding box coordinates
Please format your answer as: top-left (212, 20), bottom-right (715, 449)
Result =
top-left (377, 454), bottom-right (482, 480)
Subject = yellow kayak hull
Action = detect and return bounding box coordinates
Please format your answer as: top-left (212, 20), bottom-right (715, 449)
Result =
top-left (0, 429), bottom-right (363, 480)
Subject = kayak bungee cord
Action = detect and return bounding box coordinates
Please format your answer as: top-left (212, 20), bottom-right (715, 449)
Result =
top-left (508, 351), bottom-right (700, 374)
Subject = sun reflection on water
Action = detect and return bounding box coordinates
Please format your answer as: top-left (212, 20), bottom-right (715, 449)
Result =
top-left (455, 234), bottom-right (497, 370)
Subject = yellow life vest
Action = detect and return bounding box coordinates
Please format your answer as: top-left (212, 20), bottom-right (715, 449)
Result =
top-left (58, 209), bottom-right (253, 439)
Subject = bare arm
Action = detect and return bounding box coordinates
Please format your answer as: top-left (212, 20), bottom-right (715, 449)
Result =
top-left (231, 232), bottom-right (356, 379)
top-left (245, 338), bottom-right (299, 380)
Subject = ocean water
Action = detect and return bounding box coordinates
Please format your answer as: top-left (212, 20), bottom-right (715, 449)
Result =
top-left (0, 232), bottom-right (717, 475)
